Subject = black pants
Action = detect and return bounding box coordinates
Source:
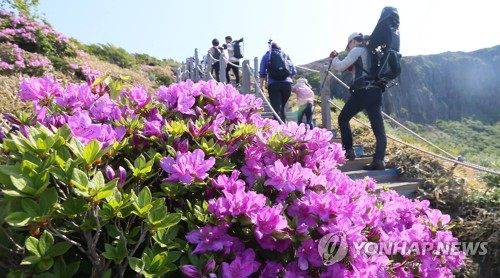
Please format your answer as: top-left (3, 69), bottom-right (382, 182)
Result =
top-left (268, 82), bottom-right (291, 122)
top-left (212, 62), bottom-right (220, 82)
top-left (298, 103), bottom-right (313, 129)
top-left (338, 87), bottom-right (386, 161)
top-left (226, 61), bottom-right (240, 83)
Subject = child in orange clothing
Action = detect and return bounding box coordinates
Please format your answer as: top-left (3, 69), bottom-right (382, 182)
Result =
top-left (292, 78), bottom-right (315, 129)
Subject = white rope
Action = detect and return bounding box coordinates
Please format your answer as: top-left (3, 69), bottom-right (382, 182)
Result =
top-left (325, 72), bottom-right (500, 175)
top-left (244, 64), bottom-right (284, 124)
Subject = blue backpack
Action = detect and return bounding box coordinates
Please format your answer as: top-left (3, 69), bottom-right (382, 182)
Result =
top-left (267, 49), bottom-right (291, 80)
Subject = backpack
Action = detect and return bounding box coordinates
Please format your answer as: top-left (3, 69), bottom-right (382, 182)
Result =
top-left (212, 46), bottom-right (222, 60)
top-left (233, 40), bottom-right (244, 59)
top-left (367, 6), bottom-right (401, 88)
top-left (267, 49), bottom-right (291, 80)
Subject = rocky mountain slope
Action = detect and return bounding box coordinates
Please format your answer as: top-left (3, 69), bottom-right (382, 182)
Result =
top-left (306, 45), bottom-right (500, 124)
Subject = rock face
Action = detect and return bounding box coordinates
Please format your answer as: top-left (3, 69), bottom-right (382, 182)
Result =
top-left (325, 45), bottom-right (500, 124)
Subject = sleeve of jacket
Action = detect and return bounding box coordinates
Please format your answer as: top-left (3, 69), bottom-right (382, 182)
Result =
top-left (332, 47), bottom-right (363, 72)
top-left (259, 52), bottom-right (270, 78)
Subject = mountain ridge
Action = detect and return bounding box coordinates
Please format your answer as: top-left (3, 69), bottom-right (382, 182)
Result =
top-left (301, 45), bottom-right (500, 124)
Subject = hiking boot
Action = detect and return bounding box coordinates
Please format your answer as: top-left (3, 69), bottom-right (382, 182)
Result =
top-left (345, 148), bottom-right (356, 161)
top-left (364, 160), bottom-right (385, 170)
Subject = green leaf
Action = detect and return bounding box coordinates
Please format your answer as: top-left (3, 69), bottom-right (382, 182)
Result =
top-left (128, 257), bottom-right (142, 273)
top-left (149, 252), bottom-right (167, 273)
top-left (35, 257), bottom-right (54, 272)
top-left (25, 237), bottom-right (41, 256)
top-left (67, 138), bottom-right (85, 159)
top-left (92, 75), bottom-right (108, 86)
top-left (11, 175), bottom-right (36, 196)
top-left (137, 187), bottom-right (152, 209)
top-left (5, 211), bottom-right (31, 227)
top-left (46, 242), bottom-right (72, 257)
top-left (38, 230), bottom-right (54, 255)
top-left (156, 213), bottom-right (182, 231)
top-left (61, 196), bottom-right (89, 217)
top-left (39, 187), bottom-right (58, 214)
top-left (71, 168), bottom-right (89, 192)
top-left (83, 140), bottom-right (101, 165)
top-left (21, 198), bottom-right (42, 217)
top-left (20, 255), bottom-right (41, 265)
top-left (165, 251), bottom-right (181, 264)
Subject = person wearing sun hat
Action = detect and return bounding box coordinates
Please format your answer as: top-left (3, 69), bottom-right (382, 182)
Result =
top-left (292, 78), bottom-right (315, 129)
top-left (328, 31), bottom-right (387, 170)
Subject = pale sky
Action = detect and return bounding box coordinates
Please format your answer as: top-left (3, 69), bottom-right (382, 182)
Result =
top-left (37, 0), bottom-right (500, 65)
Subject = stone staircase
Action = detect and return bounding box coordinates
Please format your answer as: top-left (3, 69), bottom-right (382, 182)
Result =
top-left (332, 138), bottom-right (421, 198)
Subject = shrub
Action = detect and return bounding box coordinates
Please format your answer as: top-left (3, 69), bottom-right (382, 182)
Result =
top-left (0, 10), bottom-right (74, 74)
top-left (83, 43), bottom-right (136, 69)
top-left (0, 77), bottom-right (465, 277)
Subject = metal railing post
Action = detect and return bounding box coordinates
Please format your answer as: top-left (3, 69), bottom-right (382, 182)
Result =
top-left (193, 49), bottom-right (200, 82)
top-left (219, 55), bottom-right (227, 83)
top-left (241, 60), bottom-right (250, 94)
top-left (320, 66), bottom-right (331, 130)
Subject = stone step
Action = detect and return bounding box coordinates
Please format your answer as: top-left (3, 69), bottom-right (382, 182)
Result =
top-left (375, 179), bottom-right (422, 198)
top-left (344, 168), bottom-right (400, 182)
top-left (338, 156), bottom-right (373, 172)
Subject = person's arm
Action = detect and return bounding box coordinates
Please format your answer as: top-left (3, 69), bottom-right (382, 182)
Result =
top-left (331, 47), bottom-right (363, 72)
top-left (259, 53), bottom-right (269, 88)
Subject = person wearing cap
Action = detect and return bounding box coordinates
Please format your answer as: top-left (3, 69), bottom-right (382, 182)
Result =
top-left (292, 78), bottom-right (315, 129)
top-left (329, 32), bottom-right (387, 170)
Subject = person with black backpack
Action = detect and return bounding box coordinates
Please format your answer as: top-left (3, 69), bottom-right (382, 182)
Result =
top-left (208, 38), bottom-right (223, 82)
top-left (327, 7), bottom-right (400, 171)
top-left (259, 41), bottom-right (296, 122)
top-left (224, 36), bottom-right (243, 85)
top-left (329, 31), bottom-right (387, 170)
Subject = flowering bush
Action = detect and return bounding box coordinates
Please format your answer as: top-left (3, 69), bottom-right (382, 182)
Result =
top-left (0, 76), bottom-right (464, 277)
top-left (0, 10), bottom-right (74, 75)
top-left (0, 41), bottom-right (52, 75)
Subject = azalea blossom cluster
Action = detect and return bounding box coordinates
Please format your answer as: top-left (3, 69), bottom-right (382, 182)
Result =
top-left (0, 10), bottom-right (68, 46)
top-left (0, 41), bottom-right (52, 74)
top-left (0, 10), bottom-right (70, 75)
top-left (9, 76), bottom-right (465, 277)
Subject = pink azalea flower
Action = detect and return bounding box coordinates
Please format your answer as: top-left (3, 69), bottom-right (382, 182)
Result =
top-left (221, 249), bottom-right (260, 278)
top-left (160, 149), bottom-right (215, 184)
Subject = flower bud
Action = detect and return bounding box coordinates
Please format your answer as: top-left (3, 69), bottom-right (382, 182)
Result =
top-left (180, 265), bottom-right (201, 278)
top-left (105, 165), bottom-right (115, 180)
top-left (118, 166), bottom-right (127, 185)
top-left (204, 258), bottom-right (216, 273)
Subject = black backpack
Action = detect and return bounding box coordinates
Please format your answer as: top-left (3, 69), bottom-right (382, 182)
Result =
top-left (233, 40), bottom-right (244, 59)
top-left (267, 49), bottom-right (291, 80)
top-left (367, 6), bottom-right (401, 88)
top-left (212, 46), bottom-right (222, 60)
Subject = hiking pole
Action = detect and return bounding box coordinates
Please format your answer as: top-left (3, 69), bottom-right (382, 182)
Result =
top-left (320, 57), bottom-right (333, 91)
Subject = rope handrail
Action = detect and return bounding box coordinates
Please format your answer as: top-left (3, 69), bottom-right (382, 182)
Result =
top-left (323, 71), bottom-right (499, 175)
top-left (244, 64), bottom-right (284, 124)
top-left (326, 71), bottom-right (457, 159)
top-left (180, 51), bottom-right (499, 175)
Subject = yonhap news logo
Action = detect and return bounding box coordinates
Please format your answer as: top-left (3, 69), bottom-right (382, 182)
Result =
top-left (318, 232), bottom-right (488, 265)
top-left (317, 232), bottom-right (348, 265)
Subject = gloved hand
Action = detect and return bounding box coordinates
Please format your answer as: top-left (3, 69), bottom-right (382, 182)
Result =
top-left (329, 50), bottom-right (338, 59)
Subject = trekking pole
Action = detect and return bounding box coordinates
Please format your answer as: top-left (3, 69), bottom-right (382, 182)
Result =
top-left (320, 57), bottom-right (333, 91)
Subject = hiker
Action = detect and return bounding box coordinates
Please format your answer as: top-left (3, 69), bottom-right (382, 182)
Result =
top-left (259, 41), bottom-right (296, 122)
top-left (329, 32), bottom-right (387, 170)
top-left (292, 78), bottom-right (315, 129)
top-left (208, 38), bottom-right (223, 82)
top-left (224, 36), bottom-right (242, 85)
